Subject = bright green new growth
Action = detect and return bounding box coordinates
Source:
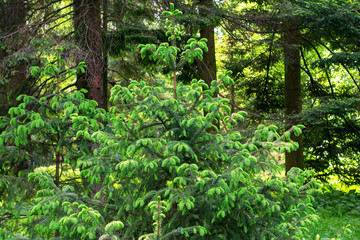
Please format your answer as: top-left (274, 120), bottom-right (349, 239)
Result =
top-left (138, 3), bottom-right (208, 100)
top-left (0, 3), bottom-right (323, 240)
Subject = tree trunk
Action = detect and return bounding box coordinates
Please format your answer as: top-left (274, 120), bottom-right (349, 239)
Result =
top-left (102, 0), bottom-right (108, 111)
top-left (73, 0), bottom-right (104, 108)
top-left (73, 0), bottom-right (105, 202)
top-left (197, 0), bottom-right (219, 134)
top-left (284, 28), bottom-right (304, 173)
top-left (198, 0), bottom-right (217, 87)
top-left (0, 0), bottom-right (27, 115)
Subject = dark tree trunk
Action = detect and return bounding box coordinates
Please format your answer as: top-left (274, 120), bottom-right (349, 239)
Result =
top-left (197, 0), bottom-right (218, 133)
top-left (0, 0), bottom-right (31, 172)
top-left (102, 0), bottom-right (108, 111)
top-left (55, 152), bottom-right (60, 186)
top-left (284, 28), bottom-right (304, 173)
top-left (73, 0), bottom-right (104, 108)
top-left (73, 0), bottom-right (106, 203)
top-left (0, 0), bottom-right (28, 115)
top-left (198, 0), bottom-right (217, 87)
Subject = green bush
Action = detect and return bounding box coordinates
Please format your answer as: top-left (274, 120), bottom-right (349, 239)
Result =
top-left (0, 4), bottom-right (320, 240)
top-left (302, 98), bottom-right (360, 185)
top-left (313, 187), bottom-right (360, 217)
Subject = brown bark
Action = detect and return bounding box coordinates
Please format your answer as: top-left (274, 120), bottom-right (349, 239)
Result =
top-left (198, 0), bottom-right (218, 133)
top-left (0, 0), bottom-right (28, 115)
top-left (102, 0), bottom-right (108, 111)
top-left (198, 0), bottom-right (217, 87)
top-left (73, 0), bottom-right (104, 108)
top-left (55, 152), bottom-right (60, 186)
top-left (284, 28), bottom-right (304, 173)
top-left (73, 0), bottom-right (106, 203)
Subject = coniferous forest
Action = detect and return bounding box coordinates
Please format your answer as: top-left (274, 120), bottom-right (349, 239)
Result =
top-left (1, 0), bottom-right (360, 239)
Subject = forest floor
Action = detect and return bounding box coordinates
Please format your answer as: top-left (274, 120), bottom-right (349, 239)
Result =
top-left (308, 210), bottom-right (360, 239)
top-left (307, 182), bottom-right (360, 240)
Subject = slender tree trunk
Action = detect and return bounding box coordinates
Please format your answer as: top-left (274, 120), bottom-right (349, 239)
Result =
top-left (102, 0), bottom-right (108, 111)
top-left (73, 0), bottom-right (104, 108)
top-left (229, 41), bottom-right (236, 113)
top-left (284, 28), bottom-right (304, 173)
top-left (198, 0), bottom-right (217, 87)
top-left (55, 152), bottom-right (60, 186)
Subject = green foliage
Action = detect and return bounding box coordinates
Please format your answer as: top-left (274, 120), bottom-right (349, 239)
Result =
top-left (302, 98), bottom-right (360, 184)
top-left (0, 89), bottom-right (100, 175)
top-left (138, 4), bottom-right (208, 72)
top-left (1, 77), bottom-right (320, 239)
top-left (0, 87), bottom-right (103, 238)
top-left (0, 4), bottom-right (321, 240)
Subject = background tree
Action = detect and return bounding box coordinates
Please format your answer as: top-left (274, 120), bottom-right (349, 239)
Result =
top-left (73, 0), bottom-right (104, 107)
top-left (283, 25), bottom-right (303, 172)
top-left (221, 0), bottom-right (360, 180)
top-left (0, 0), bottom-right (29, 115)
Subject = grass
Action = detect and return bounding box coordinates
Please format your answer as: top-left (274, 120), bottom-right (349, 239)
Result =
top-left (306, 181), bottom-right (360, 240)
top-left (307, 210), bottom-right (360, 239)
